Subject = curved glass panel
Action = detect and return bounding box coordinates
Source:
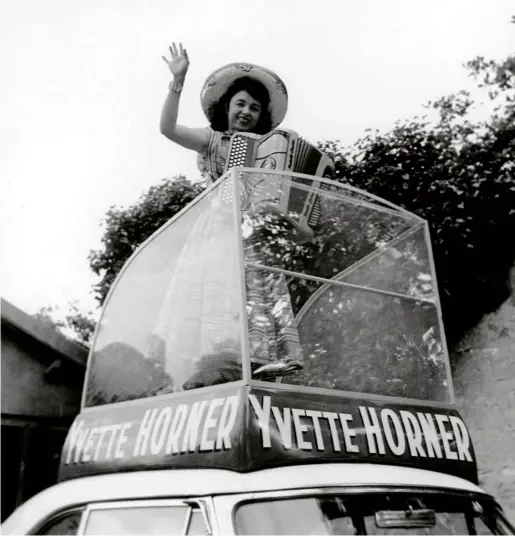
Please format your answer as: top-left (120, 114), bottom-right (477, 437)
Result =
top-left (240, 170), bottom-right (451, 402)
top-left (85, 176), bottom-right (243, 406)
top-left (84, 169), bottom-right (452, 406)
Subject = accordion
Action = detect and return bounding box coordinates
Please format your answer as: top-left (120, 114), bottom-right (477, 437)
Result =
top-left (225, 129), bottom-right (334, 232)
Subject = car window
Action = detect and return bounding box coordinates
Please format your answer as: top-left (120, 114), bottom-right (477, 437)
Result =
top-left (34, 501), bottom-right (211, 536)
top-left (83, 504), bottom-right (209, 535)
top-left (186, 509), bottom-right (209, 535)
top-left (234, 492), bottom-right (512, 535)
top-left (37, 509), bottom-right (83, 535)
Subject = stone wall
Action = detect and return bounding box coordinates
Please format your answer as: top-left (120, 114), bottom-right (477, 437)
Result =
top-left (453, 269), bottom-right (515, 521)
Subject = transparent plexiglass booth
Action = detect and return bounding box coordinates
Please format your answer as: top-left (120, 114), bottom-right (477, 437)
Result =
top-left (83, 169), bottom-right (453, 408)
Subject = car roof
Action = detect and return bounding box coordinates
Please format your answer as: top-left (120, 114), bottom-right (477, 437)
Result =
top-left (3, 463), bottom-right (486, 534)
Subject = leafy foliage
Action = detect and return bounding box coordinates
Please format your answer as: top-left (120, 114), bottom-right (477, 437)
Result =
top-left (88, 176), bottom-right (204, 305)
top-left (34, 302), bottom-right (96, 346)
top-left (34, 306), bottom-right (66, 331)
top-left (64, 303), bottom-right (97, 345)
top-left (318, 54), bottom-right (515, 343)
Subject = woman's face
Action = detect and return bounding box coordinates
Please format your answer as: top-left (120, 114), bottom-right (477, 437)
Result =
top-left (227, 90), bottom-right (262, 132)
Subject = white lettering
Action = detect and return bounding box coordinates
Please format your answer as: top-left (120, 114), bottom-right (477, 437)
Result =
top-left (150, 408), bottom-right (172, 455)
top-left (292, 408), bottom-right (312, 450)
top-left (165, 404), bottom-right (188, 454)
top-left (417, 413), bottom-right (442, 458)
top-left (93, 426), bottom-right (110, 461)
top-left (215, 394), bottom-right (239, 450)
top-left (323, 412), bottom-right (341, 452)
top-left (449, 416), bottom-right (472, 462)
top-left (435, 414), bottom-right (458, 460)
top-left (272, 406), bottom-right (293, 449)
top-left (305, 410), bottom-right (325, 451)
top-left (65, 420), bottom-right (85, 464)
top-left (81, 428), bottom-right (97, 462)
top-left (249, 394), bottom-right (272, 448)
top-left (339, 413), bottom-right (359, 453)
top-left (400, 411), bottom-right (426, 457)
top-left (105, 424), bottom-right (122, 459)
top-left (115, 423), bottom-right (132, 459)
top-left (182, 401), bottom-right (208, 453)
top-left (359, 407), bottom-right (385, 455)
top-left (200, 398), bottom-right (224, 451)
top-left (381, 409), bottom-right (406, 456)
top-left (134, 409), bottom-right (158, 456)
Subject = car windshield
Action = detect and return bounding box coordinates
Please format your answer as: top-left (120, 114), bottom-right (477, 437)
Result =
top-left (234, 491), bottom-right (514, 535)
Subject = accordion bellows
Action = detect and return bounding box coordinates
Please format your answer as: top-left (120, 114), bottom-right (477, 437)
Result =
top-left (225, 128), bottom-right (335, 232)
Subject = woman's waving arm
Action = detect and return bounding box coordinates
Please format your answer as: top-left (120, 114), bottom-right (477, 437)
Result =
top-left (160, 43), bottom-right (209, 153)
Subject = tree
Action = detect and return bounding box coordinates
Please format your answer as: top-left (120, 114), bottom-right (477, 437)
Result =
top-left (319, 53), bottom-right (514, 344)
top-left (34, 306), bottom-right (66, 332)
top-left (34, 302), bottom-right (96, 346)
top-left (64, 303), bottom-right (96, 345)
top-left (88, 176), bottom-right (204, 305)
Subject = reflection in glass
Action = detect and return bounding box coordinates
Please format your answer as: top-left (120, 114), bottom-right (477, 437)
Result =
top-left (339, 225), bottom-right (435, 301)
top-left (240, 172), bottom-right (416, 281)
top-left (246, 267), bottom-right (304, 369)
top-left (86, 177), bottom-right (243, 406)
top-left (294, 280), bottom-right (449, 401)
top-left (246, 267), bottom-right (449, 401)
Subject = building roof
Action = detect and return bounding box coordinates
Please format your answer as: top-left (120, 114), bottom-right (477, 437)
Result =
top-left (1, 298), bottom-right (88, 368)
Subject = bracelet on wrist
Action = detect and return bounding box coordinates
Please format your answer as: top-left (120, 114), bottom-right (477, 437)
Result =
top-left (169, 79), bottom-right (184, 93)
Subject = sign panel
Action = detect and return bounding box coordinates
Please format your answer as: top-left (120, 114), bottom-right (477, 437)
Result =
top-left (59, 386), bottom-right (245, 481)
top-left (246, 388), bottom-right (477, 483)
top-left (59, 386), bottom-right (477, 484)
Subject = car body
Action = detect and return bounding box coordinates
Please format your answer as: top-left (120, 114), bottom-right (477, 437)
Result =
top-left (4, 463), bottom-right (513, 535)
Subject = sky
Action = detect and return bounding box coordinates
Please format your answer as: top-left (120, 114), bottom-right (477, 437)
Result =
top-left (1, 0), bottom-right (514, 321)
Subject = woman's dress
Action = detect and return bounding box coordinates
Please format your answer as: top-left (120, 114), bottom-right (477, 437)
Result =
top-left (148, 128), bottom-right (304, 390)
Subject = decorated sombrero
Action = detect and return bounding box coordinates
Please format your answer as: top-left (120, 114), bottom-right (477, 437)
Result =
top-left (200, 63), bottom-right (288, 129)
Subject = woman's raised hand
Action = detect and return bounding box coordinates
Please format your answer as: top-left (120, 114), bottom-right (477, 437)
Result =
top-left (162, 42), bottom-right (189, 79)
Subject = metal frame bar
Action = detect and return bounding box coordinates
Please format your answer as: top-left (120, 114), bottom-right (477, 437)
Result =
top-left (247, 378), bottom-right (454, 408)
top-left (231, 170), bottom-right (252, 384)
top-left (423, 221), bottom-right (455, 404)
top-left (245, 261), bottom-right (436, 306)
top-left (236, 167), bottom-right (426, 222)
top-left (78, 381), bottom-right (247, 414)
top-left (329, 223), bottom-right (426, 283)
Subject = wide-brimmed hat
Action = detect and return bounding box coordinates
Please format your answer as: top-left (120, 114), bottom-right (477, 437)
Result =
top-left (200, 63), bottom-right (288, 129)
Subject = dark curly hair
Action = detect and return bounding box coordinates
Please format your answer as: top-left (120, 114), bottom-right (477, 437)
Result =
top-left (208, 76), bottom-right (272, 134)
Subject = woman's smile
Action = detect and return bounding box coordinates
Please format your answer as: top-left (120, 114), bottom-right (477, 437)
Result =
top-left (228, 90), bottom-right (261, 132)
